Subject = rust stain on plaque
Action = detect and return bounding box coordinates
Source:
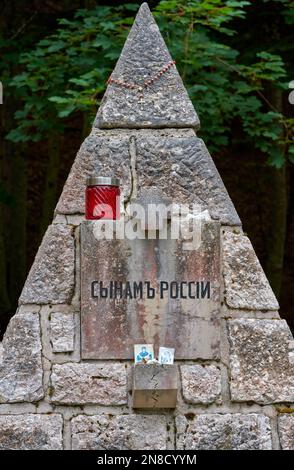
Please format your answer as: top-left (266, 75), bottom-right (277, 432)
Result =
top-left (81, 220), bottom-right (221, 359)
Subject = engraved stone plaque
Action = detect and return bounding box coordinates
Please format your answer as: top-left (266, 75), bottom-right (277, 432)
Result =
top-left (81, 220), bottom-right (220, 359)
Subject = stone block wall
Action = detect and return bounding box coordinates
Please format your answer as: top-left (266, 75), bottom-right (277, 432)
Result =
top-left (0, 215), bottom-right (293, 450)
top-left (0, 2), bottom-right (293, 450)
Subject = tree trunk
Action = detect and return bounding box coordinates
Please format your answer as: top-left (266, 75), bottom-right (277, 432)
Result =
top-left (39, 132), bottom-right (60, 239)
top-left (265, 165), bottom-right (287, 298)
top-left (0, 210), bottom-right (10, 313)
top-left (264, 86), bottom-right (288, 300)
top-left (6, 148), bottom-right (27, 308)
top-left (0, 155), bottom-right (11, 333)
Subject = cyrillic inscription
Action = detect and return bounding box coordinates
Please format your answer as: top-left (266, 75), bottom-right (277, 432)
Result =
top-left (91, 281), bottom-right (211, 300)
top-left (81, 221), bottom-right (221, 359)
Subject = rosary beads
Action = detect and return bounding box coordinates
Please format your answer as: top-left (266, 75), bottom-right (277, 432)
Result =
top-left (107, 60), bottom-right (176, 91)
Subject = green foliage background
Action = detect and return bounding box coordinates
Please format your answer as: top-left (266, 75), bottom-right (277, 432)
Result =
top-left (0, 0), bottom-right (294, 335)
top-left (4, 0), bottom-right (294, 166)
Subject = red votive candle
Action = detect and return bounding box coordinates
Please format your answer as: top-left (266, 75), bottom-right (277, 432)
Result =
top-left (85, 176), bottom-right (120, 220)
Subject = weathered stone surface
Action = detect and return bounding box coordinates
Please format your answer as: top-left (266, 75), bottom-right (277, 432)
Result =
top-left (136, 134), bottom-right (241, 226)
top-left (0, 313), bottom-right (43, 403)
top-left (181, 364), bottom-right (221, 404)
top-left (176, 414), bottom-right (272, 450)
top-left (133, 364), bottom-right (177, 408)
top-left (50, 312), bottom-right (75, 352)
top-left (289, 340), bottom-right (294, 365)
top-left (222, 230), bottom-right (279, 310)
top-left (71, 414), bottom-right (167, 450)
top-left (50, 363), bottom-right (127, 405)
top-left (0, 414), bottom-right (63, 450)
top-left (131, 186), bottom-right (173, 231)
top-left (81, 220), bottom-right (220, 360)
top-left (19, 224), bottom-right (75, 304)
top-left (228, 319), bottom-right (294, 403)
top-left (55, 129), bottom-right (132, 214)
top-left (95, 3), bottom-right (199, 129)
top-left (55, 128), bottom-right (240, 225)
top-left (278, 414), bottom-right (294, 450)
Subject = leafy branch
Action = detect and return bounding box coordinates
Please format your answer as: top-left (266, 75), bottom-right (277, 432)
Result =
top-left (4, 0), bottom-right (294, 167)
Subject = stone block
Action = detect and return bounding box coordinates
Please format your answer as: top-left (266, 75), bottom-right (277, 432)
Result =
top-left (0, 313), bottom-right (43, 403)
top-left (50, 312), bottom-right (75, 353)
top-left (55, 126), bottom-right (240, 226)
top-left (133, 364), bottom-right (177, 408)
top-left (0, 414), bottom-right (63, 450)
top-left (176, 413), bottom-right (272, 450)
top-left (81, 220), bottom-right (220, 360)
top-left (228, 319), bottom-right (294, 403)
top-left (94, 4), bottom-right (198, 130)
top-left (181, 364), bottom-right (221, 404)
top-left (278, 414), bottom-right (294, 450)
top-left (50, 363), bottom-right (127, 405)
top-left (71, 414), bottom-right (167, 450)
top-left (55, 129), bottom-right (132, 215)
top-left (135, 133), bottom-right (241, 226)
top-left (19, 224), bottom-right (75, 305)
top-left (222, 230), bottom-right (279, 310)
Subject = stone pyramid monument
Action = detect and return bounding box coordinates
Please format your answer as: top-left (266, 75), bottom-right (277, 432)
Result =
top-left (0, 3), bottom-right (293, 450)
